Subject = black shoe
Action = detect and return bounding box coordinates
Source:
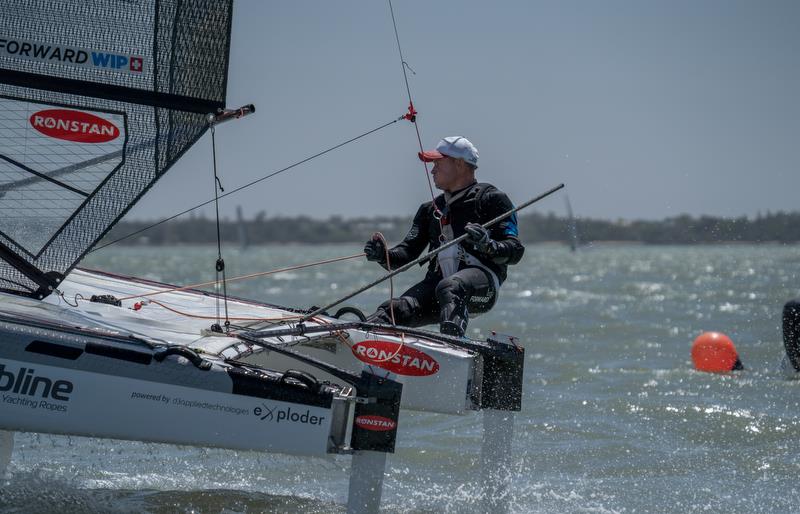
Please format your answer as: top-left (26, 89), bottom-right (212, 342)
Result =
top-left (439, 298), bottom-right (468, 337)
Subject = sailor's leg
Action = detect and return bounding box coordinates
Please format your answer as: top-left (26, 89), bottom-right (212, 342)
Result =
top-left (436, 278), bottom-right (469, 336)
top-left (347, 450), bottom-right (387, 514)
top-left (435, 268), bottom-right (495, 337)
top-left (366, 278), bottom-right (439, 327)
top-left (0, 430), bottom-right (13, 477)
top-left (783, 299), bottom-right (800, 371)
top-left (365, 296), bottom-right (421, 325)
top-left (481, 410), bottom-right (515, 514)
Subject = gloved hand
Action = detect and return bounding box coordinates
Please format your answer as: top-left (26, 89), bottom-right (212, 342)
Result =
top-left (364, 236), bottom-right (386, 263)
top-left (464, 223), bottom-right (497, 256)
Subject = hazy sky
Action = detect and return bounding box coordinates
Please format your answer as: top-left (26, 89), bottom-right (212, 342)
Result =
top-left (128, 0), bottom-right (799, 222)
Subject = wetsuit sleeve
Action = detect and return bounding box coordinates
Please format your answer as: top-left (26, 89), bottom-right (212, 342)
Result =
top-left (481, 190), bottom-right (525, 265)
top-left (382, 204), bottom-right (430, 270)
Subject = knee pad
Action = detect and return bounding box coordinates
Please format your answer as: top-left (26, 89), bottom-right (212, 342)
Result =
top-left (435, 276), bottom-right (467, 302)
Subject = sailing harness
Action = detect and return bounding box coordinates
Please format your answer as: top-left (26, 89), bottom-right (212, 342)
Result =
top-left (435, 184), bottom-right (501, 294)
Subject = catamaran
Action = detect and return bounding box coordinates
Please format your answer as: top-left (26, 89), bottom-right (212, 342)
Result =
top-left (0, 1), bottom-right (526, 512)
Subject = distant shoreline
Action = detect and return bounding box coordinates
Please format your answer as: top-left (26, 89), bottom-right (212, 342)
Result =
top-left (100, 211), bottom-right (800, 247)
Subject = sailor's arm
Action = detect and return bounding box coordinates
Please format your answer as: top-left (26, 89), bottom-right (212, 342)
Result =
top-left (489, 233), bottom-right (525, 264)
top-left (466, 190), bottom-right (525, 265)
top-left (365, 204), bottom-right (430, 270)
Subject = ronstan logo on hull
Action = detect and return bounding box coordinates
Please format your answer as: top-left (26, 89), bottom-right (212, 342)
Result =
top-left (355, 415), bottom-right (397, 431)
top-left (351, 340), bottom-right (440, 376)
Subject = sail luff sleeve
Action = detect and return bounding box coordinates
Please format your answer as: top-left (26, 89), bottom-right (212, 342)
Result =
top-left (0, 0), bottom-right (234, 297)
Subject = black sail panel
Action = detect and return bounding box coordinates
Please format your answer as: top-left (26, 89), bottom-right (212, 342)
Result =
top-left (0, 0), bottom-right (234, 296)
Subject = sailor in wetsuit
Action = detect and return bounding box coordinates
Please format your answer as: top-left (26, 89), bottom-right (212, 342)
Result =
top-left (364, 136), bottom-right (525, 337)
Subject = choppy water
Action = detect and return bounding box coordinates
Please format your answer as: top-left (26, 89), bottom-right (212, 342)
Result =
top-left (3, 243), bottom-right (800, 513)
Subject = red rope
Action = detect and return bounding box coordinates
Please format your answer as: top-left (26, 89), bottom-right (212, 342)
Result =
top-left (369, 231), bottom-right (407, 364)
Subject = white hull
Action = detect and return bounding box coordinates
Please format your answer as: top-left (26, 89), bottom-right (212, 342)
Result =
top-left (0, 357), bottom-right (335, 455)
top-left (0, 269), bottom-right (413, 457)
top-left (40, 268), bottom-right (520, 415)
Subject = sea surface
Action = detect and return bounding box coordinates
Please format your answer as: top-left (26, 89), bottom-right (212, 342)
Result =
top-left (3, 243), bottom-right (800, 513)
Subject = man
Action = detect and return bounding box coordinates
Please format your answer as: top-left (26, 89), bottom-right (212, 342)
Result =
top-left (364, 136), bottom-right (524, 337)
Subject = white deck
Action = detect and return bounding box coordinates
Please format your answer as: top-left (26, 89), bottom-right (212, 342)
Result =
top-left (21, 268), bottom-right (480, 414)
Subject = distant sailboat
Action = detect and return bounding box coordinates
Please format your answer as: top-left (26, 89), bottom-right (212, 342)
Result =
top-left (236, 205), bottom-right (249, 249)
top-left (565, 194), bottom-right (580, 251)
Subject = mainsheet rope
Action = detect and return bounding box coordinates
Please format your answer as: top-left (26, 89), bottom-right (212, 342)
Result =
top-left (116, 252), bottom-right (366, 302)
top-left (368, 231), bottom-right (409, 365)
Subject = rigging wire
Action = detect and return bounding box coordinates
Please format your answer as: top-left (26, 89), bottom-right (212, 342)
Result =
top-left (387, 0), bottom-right (443, 224)
top-left (377, 1), bottom-right (451, 356)
top-left (90, 116), bottom-right (403, 253)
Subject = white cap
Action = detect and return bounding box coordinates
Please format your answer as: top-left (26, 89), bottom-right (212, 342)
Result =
top-left (418, 136), bottom-right (479, 168)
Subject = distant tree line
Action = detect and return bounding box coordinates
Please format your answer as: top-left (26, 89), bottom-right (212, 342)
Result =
top-left (100, 210), bottom-right (800, 247)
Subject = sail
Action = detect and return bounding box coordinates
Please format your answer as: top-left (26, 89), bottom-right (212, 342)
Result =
top-left (0, 0), bottom-right (234, 297)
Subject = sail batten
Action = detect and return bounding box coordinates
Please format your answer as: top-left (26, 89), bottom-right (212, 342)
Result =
top-left (0, 0), bottom-right (234, 297)
top-left (0, 69), bottom-right (225, 114)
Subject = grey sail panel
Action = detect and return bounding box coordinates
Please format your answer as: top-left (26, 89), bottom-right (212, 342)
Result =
top-left (0, 0), bottom-right (234, 296)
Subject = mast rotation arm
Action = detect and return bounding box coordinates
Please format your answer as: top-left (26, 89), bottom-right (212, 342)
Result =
top-left (207, 104), bottom-right (256, 126)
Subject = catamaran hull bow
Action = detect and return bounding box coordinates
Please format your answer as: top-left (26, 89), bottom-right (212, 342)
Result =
top-left (47, 268), bottom-right (522, 416)
top-left (0, 317), bottom-right (352, 455)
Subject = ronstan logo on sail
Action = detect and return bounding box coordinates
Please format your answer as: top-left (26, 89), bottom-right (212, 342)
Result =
top-left (30, 109), bottom-right (120, 143)
top-left (351, 340), bottom-right (440, 376)
top-left (355, 415), bottom-right (397, 432)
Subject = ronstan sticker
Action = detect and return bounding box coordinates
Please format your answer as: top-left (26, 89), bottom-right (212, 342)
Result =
top-left (30, 109), bottom-right (120, 143)
top-left (351, 340), bottom-right (440, 376)
top-left (355, 415), bottom-right (397, 432)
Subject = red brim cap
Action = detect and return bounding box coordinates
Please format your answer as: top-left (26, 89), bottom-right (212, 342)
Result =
top-left (418, 150), bottom-right (445, 162)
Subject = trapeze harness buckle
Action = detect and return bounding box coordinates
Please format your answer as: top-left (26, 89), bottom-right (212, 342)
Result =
top-left (435, 190), bottom-right (501, 294)
top-left (437, 226), bottom-right (461, 279)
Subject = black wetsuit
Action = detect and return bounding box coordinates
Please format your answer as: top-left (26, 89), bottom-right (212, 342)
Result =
top-left (368, 182), bottom-right (524, 334)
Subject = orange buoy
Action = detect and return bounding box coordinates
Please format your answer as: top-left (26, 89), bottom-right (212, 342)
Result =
top-left (691, 332), bottom-right (743, 372)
